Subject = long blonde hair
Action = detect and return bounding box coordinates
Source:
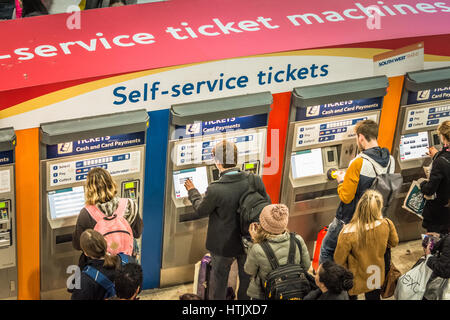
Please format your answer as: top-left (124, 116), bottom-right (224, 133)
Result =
top-left (348, 189), bottom-right (383, 248)
top-left (80, 229), bottom-right (121, 269)
top-left (85, 167), bottom-right (117, 205)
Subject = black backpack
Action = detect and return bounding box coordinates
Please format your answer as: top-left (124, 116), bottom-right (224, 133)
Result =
top-left (260, 233), bottom-right (316, 300)
top-left (237, 173), bottom-right (271, 238)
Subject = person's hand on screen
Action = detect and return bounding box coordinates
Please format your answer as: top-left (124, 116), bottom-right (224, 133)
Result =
top-left (184, 179), bottom-right (195, 191)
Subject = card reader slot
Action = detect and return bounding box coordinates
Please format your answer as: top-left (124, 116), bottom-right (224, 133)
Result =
top-left (295, 189), bottom-right (338, 202)
top-left (55, 233), bottom-right (73, 245)
top-left (0, 231), bottom-right (11, 249)
top-left (179, 212), bottom-right (205, 223)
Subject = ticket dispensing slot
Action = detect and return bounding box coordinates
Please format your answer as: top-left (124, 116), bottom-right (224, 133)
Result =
top-left (431, 131), bottom-right (442, 148)
top-left (390, 66), bottom-right (450, 241)
top-left (0, 127), bottom-right (17, 299)
top-left (39, 110), bottom-right (148, 299)
top-left (280, 76), bottom-right (388, 255)
top-left (161, 92), bottom-right (272, 287)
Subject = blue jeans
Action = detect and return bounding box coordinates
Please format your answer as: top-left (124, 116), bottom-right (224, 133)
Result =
top-left (209, 254), bottom-right (250, 300)
top-left (319, 217), bottom-right (345, 265)
top-left (0, 1), bottom-right (14, 20)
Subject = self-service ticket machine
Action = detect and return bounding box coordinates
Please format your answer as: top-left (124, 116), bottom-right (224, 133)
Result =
top-left (0, 128), bottom-right (17, 299)
top-left (161, 92), bottom-right (273, 287)
top-left (280, 76), bottom-right (388, 255)
top-left (391, 66), bottom-right (450, 241)
top-left (39, 110), bottom-right (148, 299)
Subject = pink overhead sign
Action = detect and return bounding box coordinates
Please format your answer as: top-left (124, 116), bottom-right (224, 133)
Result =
top-left (0, 0), bottom-right (449, 91)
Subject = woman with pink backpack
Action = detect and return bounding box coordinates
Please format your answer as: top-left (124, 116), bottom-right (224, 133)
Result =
top-left (72, 167), bottom-right (143, 269)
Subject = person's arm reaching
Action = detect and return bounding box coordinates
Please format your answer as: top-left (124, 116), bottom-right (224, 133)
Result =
top-left (337, 158), bottom-right (363, 204)
top-left (180, 179), bottom-right (217, 221)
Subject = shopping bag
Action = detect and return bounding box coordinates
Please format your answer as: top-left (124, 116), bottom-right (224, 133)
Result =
top-left (381, 263), bottom-right (402, 298)
top-left (312, 226), bottom-right (328, 273)
top-left (402, 180), bottom-right (426, 218)
top-left (394, 256), bottom-right (434, 300)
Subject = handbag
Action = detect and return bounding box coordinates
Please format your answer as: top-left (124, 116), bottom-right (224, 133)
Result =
top-left (381, 262), bottom-right (402, 298)
top-left (423, 275), bottom-right (450, 300)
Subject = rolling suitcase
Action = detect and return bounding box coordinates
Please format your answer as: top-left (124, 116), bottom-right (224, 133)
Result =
top-left (193, 253), bottom-right (238, 300)
top-left (312, 226), bottom-right (328, 273)
top-left (194, 254), bottom-right (212, 299)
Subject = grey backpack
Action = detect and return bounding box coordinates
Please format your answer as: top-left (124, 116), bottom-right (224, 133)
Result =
top-left (363, 155), bottom-right (403, 216)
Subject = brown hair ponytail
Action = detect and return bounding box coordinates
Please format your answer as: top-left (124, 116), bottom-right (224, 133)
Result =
top-left (80, 229), bottom-right (121, 269)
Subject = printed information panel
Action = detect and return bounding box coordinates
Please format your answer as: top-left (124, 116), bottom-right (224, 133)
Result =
top-left (295, 114), bottom-right (378, 148)
top-left (174, 114), bottom-right (267, 139)
top-left (46, 132), bottom-right (145, 159)
top-left (407, 87), bottom-right (450, 105)
top-left (0, 150), bottom-right (14, 166)
top-left (405, 104), bottom-right (450, 131)
top-left (175, 131), bottom-right (264, 166)
top-left (295, 97), bottom-right (382, 121)
top-left (49, 150), bottom-right (141, 187)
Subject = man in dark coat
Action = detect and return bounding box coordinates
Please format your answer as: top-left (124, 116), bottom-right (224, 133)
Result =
top-left (183, 140), bottom-right (270, 300)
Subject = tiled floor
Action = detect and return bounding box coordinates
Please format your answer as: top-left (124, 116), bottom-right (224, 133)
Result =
top-left (139, 239), bottom-right (425, 300)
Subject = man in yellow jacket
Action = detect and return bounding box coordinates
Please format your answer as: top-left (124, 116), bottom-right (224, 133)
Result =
top-left (319, 120), bottom-right (395, 264)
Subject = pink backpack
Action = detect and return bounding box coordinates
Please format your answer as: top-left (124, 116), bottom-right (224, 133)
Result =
top-left (85, 198), bottom-right (134, 256)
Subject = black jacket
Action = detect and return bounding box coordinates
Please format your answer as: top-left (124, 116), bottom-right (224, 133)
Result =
top-left (420, 147), bottom-right (450, 229)
top-left (184, 169), bottom-right (270, 257)
top-left (303, 288), bottom-right (350, 300)
top-left (70, 255), bottom-right (135, 300)
top-left (427, 233), bottom-right (450, 279)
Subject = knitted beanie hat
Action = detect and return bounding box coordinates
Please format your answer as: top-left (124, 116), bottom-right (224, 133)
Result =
top-left (259, 204), bottom-right (289, 235)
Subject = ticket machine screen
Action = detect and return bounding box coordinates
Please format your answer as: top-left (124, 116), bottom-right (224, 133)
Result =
top-left (399, 131), bottom-right (429, 161)
top-left (173, 167), bottom-right (208, 199)
top-left (291, 148), bottom-right (324, 179)
top-left (48, 186), bottom-right (85, 220)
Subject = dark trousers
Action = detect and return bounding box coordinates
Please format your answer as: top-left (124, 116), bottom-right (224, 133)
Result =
top-left (349, 289), bottom-right (381, 300)
top-left (319, 217), bottom-right (345, 265)
top-left (0, 1), bottom-right (14, 20)
top-left (209, 254), bottom-right (250, 300)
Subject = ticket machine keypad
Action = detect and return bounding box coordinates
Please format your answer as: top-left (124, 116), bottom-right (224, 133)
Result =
top-left (0, 201), bottom-right (11, 248)
top-left (0, 201), bottom-right (10, 223)
top-left (0, 209), bottom-right (8, 221)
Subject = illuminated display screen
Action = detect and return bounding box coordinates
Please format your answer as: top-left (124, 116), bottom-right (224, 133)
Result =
top-left (291, 148), bottom-right (324, 179)
top-left (48, 186), bottom-right (85, 220)
top-left (399, 132), bottom-right (429, 161)
top-left (245, 163), bottom-right (255, 170)
top-left (173, 167), bottom-right (208, 199)
top-left (125, 182), bottom-right (135, 189)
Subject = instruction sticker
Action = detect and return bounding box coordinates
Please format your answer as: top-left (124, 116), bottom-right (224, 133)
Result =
top-left (295, 114), bottom-right (378, 148)
top-left (0, 170), bottom-right (11, 193)
top-left (49, 150), bottom-right (141, 187)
